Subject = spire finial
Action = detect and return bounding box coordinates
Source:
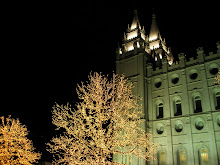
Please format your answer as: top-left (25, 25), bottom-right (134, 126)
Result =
top-left (134, 10), bottom-right (138, 15)
top-left (130, 9), bottom-right (140, 30)
top-left (152, 8), bottom-right (156, 19)
top-left (149, 8), bottom-right (159, 41)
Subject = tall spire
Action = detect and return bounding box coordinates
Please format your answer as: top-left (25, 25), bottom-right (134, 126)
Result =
top-left (149, 12), bottom-right (160, 41)
top-left (117, 10), bottom-right (174, 65)
top-left (130, 10), bottom-right (141, 30)
top-left (147, 10), bottom-right (174, 65)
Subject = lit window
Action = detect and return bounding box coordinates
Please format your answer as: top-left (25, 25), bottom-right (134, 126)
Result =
top-left (158, 150), bottom-right (166, 165)
top-left (199, 148), bottom-right (209, 165)
top-left (177, 149), bottom-right (187, 165)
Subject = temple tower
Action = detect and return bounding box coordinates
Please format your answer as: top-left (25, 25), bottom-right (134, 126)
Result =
top-left (115, 10), bottom-right (148, 165)
top-left (147, 13), bottom-right (173, 66)
top-left (115, 10), bottom-right (173, 165)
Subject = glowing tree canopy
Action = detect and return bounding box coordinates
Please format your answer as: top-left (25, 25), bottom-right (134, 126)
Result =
top-left (47, 73), bottom-right (158, 164)
top-left (0, 116), bottom-right (41, 165)
top-left (214, 70), bottom-right (220, 84)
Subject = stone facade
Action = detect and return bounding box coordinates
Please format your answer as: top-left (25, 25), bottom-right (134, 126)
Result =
top-left (115, 11), bottom-right (220, 165)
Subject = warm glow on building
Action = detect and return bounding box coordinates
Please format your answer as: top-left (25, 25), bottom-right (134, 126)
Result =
top-left (168, 60), bottom-right (173, 65)
top-left (127, 45), bottom-right (134, 51)
top-left (117, 10), bottom-right (174, 66)
top-left (127, 31), bottom-right (137, 40)
top-left (200, 149), bottom-right (209, 165)
top-left (131, 24), bottom-right (137, 30)
top-left (149, 35), bottom-right (157, 41)
top-left (150, 41), bottom-right (160, 50)
top-left (119, 49), bottom-right (122, 54)
top-left (116, 9), bottom-right (220, 165)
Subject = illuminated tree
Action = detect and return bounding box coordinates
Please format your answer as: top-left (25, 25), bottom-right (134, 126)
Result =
top-left (0, 116), bottom-right (41, 165)
top-left (47, 73), bottom-right (158, 164)
top-left (214, 70), bottom-right (220, 84)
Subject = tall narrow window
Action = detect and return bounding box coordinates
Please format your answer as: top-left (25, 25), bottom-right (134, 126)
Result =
top-left (158, 150), bottom-right (166, 165)
top-left (215, 92), bottom-right (220, 110)
top-left (199, 148), bottom-right (209, 165)
top-left (122, 154), bottom-right (128, 164)
top-left (194, 96), bottom-right (202, 113)
top-left (177, 149), bottom-right (187, 165)
top-left (157, 103), bottom-right (163, 119)
top-left (175, 100), bottom-right (182, 116)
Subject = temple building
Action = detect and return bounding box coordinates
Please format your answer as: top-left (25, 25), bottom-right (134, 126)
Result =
top-left (115, 10), bottom-right (220, 165)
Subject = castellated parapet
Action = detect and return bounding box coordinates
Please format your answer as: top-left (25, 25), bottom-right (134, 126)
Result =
top-left (146, 41), bottom-right (220, 77)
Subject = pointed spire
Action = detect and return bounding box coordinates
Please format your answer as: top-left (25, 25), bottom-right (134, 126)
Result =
top-left (116, 42), bottom-right (120, 58)
top-left (124, 33), bottom-right (127, 40)
top-left (149, 11), bottom-right (160, 41)
top-left (117, 42), bottom-right (120, 49)
top-left (130, 10), bottom-right (141, 30)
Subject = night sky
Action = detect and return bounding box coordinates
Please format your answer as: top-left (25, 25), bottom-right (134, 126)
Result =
top-left (1, 2), bottom-right (220, 161)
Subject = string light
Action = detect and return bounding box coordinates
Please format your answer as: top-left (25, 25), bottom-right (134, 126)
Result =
top-left (47, 73), bottom-right (158, 164)
top-left (0, 116), bottom-right (41, 164)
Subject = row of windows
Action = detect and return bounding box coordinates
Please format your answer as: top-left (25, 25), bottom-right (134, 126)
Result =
top-left (156, 92), bottom-right (220, 119)
top-left (154, 67), bottom-right (219, 88)
top-left (156, 115), bottom-right (220, 135)
top-left (158, 147), bottom-right (209, 165)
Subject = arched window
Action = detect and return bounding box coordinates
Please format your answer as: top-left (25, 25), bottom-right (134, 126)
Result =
top-left (122, 154), bottom-right (128, 164)
top-left (174, 100), bottom-right (182, 116)
top-left (157, 103), bottom-right (163, 119)
top-left (194, 96), bottom-right (202, 113)
top-left (158, 150), bottom-right (166, 165)
top-left (215, 92), bottom-right (220, 110)
top-left (177, 148), bottom-right (187, 165)
top-left (199, 148), bottom-right (209, 165)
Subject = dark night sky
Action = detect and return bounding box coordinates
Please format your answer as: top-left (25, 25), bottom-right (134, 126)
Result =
top-left (1, 2), bottom-right (220, 161)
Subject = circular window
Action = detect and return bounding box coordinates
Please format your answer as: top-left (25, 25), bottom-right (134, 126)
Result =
top-left (155, 82), bottom-right (162, 88)
top-left (195, 121), bottom-right (204, 130)
top-left (156, 123), bottom-right (164, 134)
top-left (195, 117), bottom-right (205, 130)
top-left (154, 78), bottom-right (162, 88)
top-left (210, 68), bottom-right (218, 75)
top-left (208, 63), bottom-right (219, 75)
top-left (189, 69), bottom-right (198, 80)
top-left (174, 120), bottom-right (183, 132)
top-left (172, 77), bottom-right (179, 84)
top-left (217, 115), bottom-right (220, 127)
top-left (190, 73), bottom-right (198, 80)
top-left (171, 73), bottom-right (180, 84)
